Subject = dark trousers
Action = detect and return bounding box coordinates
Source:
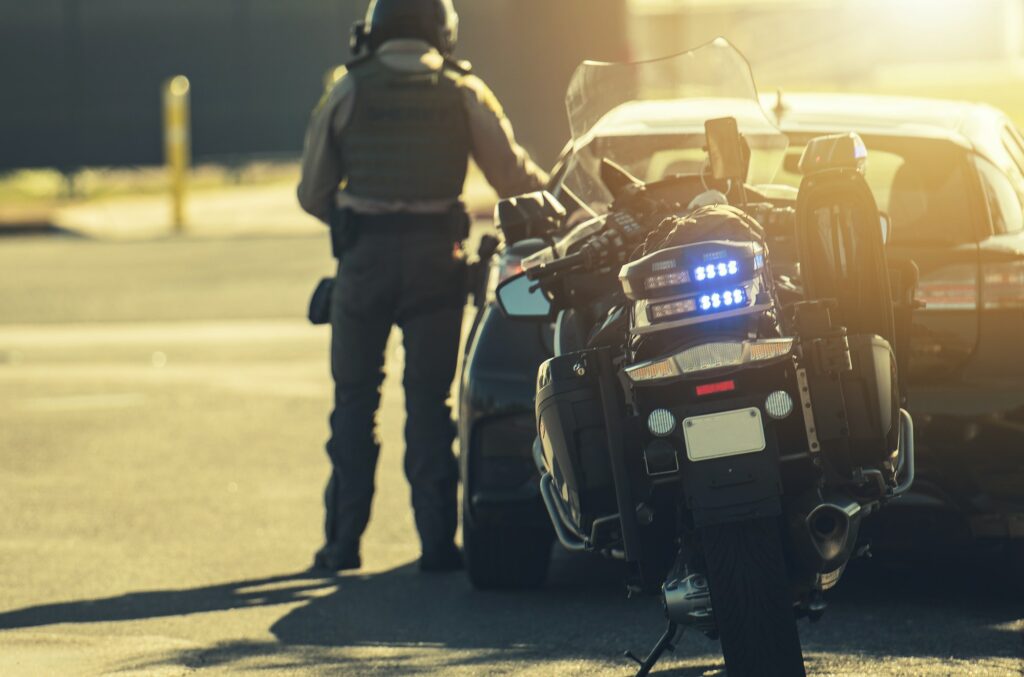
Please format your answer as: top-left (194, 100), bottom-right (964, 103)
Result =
top-left (324, 218), bottom-right (464, 555)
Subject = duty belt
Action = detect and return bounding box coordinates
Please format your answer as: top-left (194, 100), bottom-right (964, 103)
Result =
top-left (329, 205), bottom-right (470, 260)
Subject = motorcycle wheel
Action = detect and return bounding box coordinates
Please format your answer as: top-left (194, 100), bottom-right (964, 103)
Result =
top-left (462, 500), bottom-right (553, 590)
top-left (701, 516), bottom-right (806, 677)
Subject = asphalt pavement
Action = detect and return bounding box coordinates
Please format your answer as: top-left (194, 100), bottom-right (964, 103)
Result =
top-left (0, 232), bottom-right (1021, 676)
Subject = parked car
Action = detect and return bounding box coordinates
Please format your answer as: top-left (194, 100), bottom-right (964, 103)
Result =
top-left (459, 92), bottom-right (1024, 588)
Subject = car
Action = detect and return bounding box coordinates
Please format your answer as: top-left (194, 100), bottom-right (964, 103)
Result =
top-left (458, 92), bottom-right (1024, 588)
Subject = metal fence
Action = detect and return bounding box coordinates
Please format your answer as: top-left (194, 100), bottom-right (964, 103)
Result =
top-left (0, 0), bottom-right (628, 172)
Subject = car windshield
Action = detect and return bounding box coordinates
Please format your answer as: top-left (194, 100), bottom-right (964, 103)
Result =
top-left (557, 38), bottom-right (789, 210)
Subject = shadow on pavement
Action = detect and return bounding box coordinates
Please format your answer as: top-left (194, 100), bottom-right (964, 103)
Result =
top-left (0, 550), bottom-right (1019, 674)
top-left (0, 572), bottom-right (338, 629)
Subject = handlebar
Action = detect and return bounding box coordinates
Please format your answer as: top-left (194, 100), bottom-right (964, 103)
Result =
top-left (525, 250), bottom-right (589, 280)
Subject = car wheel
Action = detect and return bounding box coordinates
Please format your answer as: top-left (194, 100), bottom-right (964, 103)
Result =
top-left (462, 498), bottom-right (553, 590)
top-left (1005, 539), bottom-right (1024, 596)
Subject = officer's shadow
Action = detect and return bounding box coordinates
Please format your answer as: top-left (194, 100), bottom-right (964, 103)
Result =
top-left (0, 551), bottom-right (1020, 675)
top-left (0, 552), bottom-right (722, 675)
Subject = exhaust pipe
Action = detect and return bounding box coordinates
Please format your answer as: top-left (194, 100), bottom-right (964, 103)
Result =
top-left (804, 496), bottom-right (862, 569)
top-left (539, 472), bottom-right (589, 552)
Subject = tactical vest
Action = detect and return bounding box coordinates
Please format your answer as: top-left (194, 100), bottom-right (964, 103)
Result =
top-left (340, 57), bottom-right (471, 203)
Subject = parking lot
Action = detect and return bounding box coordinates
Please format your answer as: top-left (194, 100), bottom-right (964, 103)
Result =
top-left (0, 234), bottom-right (1019, 675)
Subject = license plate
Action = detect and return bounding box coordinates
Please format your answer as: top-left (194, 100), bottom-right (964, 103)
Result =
top-left (683, 407), bottom-right (766, 462)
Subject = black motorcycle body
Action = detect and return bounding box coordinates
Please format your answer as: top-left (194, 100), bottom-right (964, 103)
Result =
top-left (489, 39), bottom-right (916, 677)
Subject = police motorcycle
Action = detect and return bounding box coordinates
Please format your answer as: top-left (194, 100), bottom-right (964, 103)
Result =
top-left (492, 40), bottom-right (916, 676)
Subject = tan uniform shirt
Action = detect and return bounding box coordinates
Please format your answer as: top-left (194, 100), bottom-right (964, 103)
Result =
top-left (298, 39), bottom-right (549, 223)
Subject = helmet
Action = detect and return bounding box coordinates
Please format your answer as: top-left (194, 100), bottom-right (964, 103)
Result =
top-left (354, 0), bottom-right (460, 56)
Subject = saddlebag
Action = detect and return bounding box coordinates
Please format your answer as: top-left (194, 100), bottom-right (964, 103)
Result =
top-left (536, 350), bottom-right (619, 536)
top-left (803, 330), bottom-right (900, 473)
top-left (841, 334), bottom-right (900, 466)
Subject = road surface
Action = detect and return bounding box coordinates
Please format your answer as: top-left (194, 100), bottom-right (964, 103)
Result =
top-left (0, 233), bottom-right (1021, 675)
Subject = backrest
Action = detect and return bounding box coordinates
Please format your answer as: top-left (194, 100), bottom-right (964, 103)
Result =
top-left (796, 157), bottom-right (896, 345)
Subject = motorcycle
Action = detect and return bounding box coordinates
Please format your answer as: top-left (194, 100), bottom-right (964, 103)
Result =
top-left (492, 39), bottom-right (916, 676)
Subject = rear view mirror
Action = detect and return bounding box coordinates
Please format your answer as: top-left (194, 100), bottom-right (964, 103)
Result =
top-left (705, 117), bottom-right (750, 181)
top-left (495, 191), bottom-right (566, 245)
top-left (496, 272), bottom-right (552, 321)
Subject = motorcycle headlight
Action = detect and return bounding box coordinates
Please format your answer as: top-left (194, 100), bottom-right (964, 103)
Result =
top-left (625, 338), bottom-right (794, 384)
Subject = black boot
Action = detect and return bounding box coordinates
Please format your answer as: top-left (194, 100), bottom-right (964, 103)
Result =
top-left (311, 542), bottom-right (361, 573)
top-left (419, 543), bottom-right (463, 572)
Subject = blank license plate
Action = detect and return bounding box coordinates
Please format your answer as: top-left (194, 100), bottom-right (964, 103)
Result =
top-left (683, 407), bottom-right (766, 462)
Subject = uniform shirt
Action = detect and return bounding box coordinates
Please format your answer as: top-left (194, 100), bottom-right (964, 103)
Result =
top-left (298, 39), bottom-right (549, 223)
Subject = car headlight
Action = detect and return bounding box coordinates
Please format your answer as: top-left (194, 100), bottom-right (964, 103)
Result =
top-left (625, 338), bottom-right (794, 384)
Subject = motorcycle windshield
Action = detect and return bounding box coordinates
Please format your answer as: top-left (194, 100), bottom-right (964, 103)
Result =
top-left (560, 38), bottom-right (789, 208)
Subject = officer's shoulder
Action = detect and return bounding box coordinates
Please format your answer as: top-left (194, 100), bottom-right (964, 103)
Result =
top-left (452, 69), bottom-right (504, 116)
top-left (313, 63), bottom-right (357, 116)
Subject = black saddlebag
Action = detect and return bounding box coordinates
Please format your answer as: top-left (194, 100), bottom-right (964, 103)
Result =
top-left (536, 350), bottom-right (618, 535)
top-left (842, 334), bottom-right (900, 465)
top-left (810, 333), bottom-right (900, 472)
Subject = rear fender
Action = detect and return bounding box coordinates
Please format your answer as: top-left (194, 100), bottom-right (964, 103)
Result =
top-left (679, 398), bottom-right (784, 528)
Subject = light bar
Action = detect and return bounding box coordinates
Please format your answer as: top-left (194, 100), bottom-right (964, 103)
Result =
top-left (646, 270), bottom-right (692, 291)
top-left (693, 260), bottom-right (740, 282)
top-left (625, 338), bottom-right (795, 384)
top-left (619, 241), bottom-right (766, 301)
top-left (649, 285), bottom-right (751, 323)
top-left (649, 298), bottom-right (698, 320)
top-left (698, 288), bottom-right (746, 311)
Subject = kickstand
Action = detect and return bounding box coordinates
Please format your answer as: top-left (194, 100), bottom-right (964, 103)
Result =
top-left (623, 620), bottom-right (680, 677)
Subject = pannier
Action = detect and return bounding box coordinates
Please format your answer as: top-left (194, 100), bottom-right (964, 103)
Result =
top-left (536, 349), bottom-right (618, 535)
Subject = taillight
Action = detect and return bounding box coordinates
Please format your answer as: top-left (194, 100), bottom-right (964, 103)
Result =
top-left (695, 380), bottom-right (736, 396)
top-left (485, 254), bottom-right (524, 303)
top-left (982, 260), bottom-right (1024, 309)
top-left (915, 264), bottom-right (977, 310)
top-left (625, 339), bottom-right (794, 384)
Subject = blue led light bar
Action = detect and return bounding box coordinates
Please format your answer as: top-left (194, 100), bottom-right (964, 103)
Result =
top-left (619, 241), bottom-right (766, 302)
top-left (693, 260), bottom-right (740, 282)
top-left (698, 288), bottom-right (745, 312)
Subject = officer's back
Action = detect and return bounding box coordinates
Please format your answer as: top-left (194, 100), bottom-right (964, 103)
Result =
top-left (297, 0), bottom-right (547, 574)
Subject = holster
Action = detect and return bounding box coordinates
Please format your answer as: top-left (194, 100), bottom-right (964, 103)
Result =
top-left (329, 207), bottom-right (359, 260)
top-left (447, 203), bottom-right (471, 243)
top-left (308, 277), bottom-right (334, 325)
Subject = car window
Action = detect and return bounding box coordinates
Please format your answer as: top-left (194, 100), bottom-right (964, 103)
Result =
top-left (1002, 126), bottom-right (1024, 174)
top-left (976, 157), bottom-right (1024, 234)
top-left (778, 137), bottom-right (973, 244)
top-left (999, 127), bottom-right (1024, 201)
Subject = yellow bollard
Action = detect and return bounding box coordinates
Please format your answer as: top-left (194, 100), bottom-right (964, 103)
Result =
top-left (163, 76), bottom-right (191, 233)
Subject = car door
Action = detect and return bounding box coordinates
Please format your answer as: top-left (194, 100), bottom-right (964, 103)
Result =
top-left (948, 123), bottom-right (1024, 512)
top-left (880, 141), bottom-right (982, 404)
top-left (967, 125), bottom-right (1024, 394)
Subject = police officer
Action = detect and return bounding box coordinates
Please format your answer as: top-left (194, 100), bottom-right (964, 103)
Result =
top-left (298, 0), bottom-right (547, 572)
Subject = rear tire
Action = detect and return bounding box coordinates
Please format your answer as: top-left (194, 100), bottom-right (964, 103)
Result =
top-left (701, 517), bottom-right (806, 677)
top-left (463, 501), bottom-right (552, 590)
